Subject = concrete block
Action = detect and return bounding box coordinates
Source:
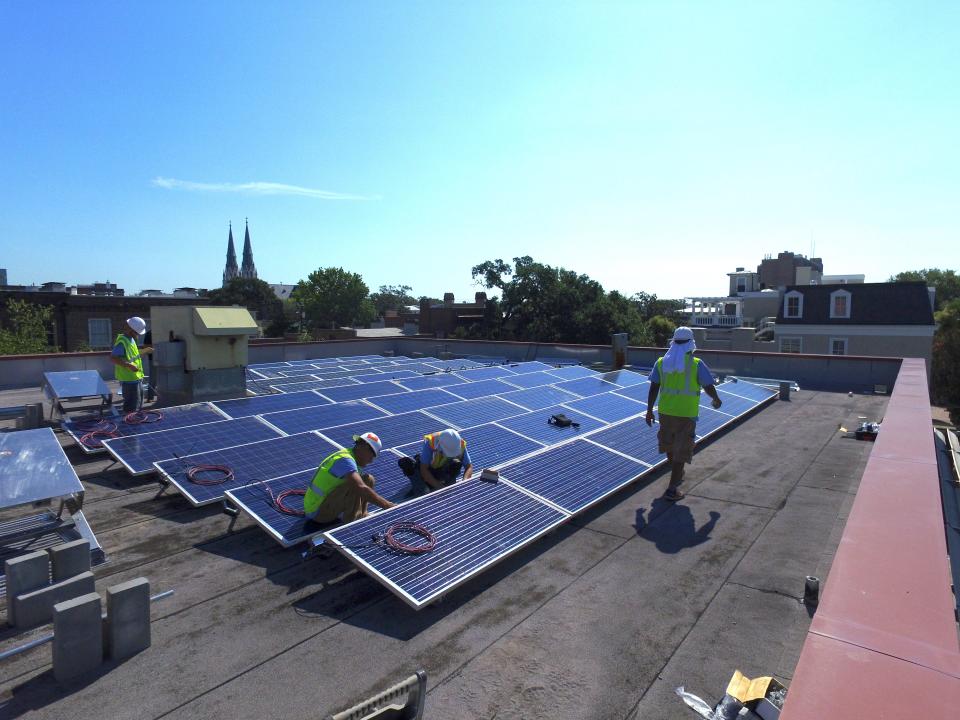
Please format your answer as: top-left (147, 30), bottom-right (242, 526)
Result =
top-left (53, 592), bottom-right (102, 682)
top-left (105, 577), bottom-right (151, 661)
top-left (48, 539), bottom-right (91, 581)
top-left (5, 551), bottom-right (49, 627)
top-left (12, 571), bottom-right (95, 630)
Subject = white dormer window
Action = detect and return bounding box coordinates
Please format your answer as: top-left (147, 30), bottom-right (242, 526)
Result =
top-left (830, 289), bottom-right (851, 319)
top-left (784, 290), bottom-right (803, 319)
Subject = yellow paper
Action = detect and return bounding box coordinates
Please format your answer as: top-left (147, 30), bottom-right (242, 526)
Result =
top-left (726, 670), bottom-right (774, 703)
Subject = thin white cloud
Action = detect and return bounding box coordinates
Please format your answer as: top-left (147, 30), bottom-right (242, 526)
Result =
top-left (152, 176), bottom-right (372, 200)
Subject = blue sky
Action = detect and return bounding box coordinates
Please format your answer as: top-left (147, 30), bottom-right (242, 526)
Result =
top-left (2, 2), bottom-right (957, 302)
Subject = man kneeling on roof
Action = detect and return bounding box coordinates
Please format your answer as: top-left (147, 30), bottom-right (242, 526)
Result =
top-left (303, 432), bottom-right (396, 523)
top-left (405, 429), bottom-right (473, 497)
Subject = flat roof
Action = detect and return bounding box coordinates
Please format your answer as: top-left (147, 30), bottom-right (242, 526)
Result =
top-left (0, 384), bottom-right (890, 717)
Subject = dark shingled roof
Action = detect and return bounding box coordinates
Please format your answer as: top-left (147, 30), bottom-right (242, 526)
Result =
top-left (776, 281), bottom-right (935, 325)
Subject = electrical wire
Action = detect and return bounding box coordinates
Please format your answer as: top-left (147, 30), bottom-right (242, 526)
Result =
top-left (124, 409), bottom-right (163, 424)
top-left (263, 484), bottom-right (306, 516)
top-left (75, 418), bottom-right (119, 449)
top-left (381, 522), bottom-right (436, 554)
top-left (185, 464), bottom-right (234, 485)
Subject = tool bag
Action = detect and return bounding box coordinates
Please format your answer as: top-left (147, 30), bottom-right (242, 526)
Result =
top-left (397, 454), bottom-right (462, 485)
top-left (548, 413), bottom-right (580, 429)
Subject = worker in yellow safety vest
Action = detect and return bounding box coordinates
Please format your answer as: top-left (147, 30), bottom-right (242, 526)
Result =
top-left (110, 316), bottom-right (152, 412)
top-left (645, 326), bottom-right (722, 501)
top-left (404, 428), bottom-right (473, 497)
top-left (303, 432), bottom-right (396, 523)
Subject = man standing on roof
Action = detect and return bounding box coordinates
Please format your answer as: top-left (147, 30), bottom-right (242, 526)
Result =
top-left (110, 316), bottom-right (152, 413)
top-left (303, 432), bottom-right (396, 524)
top-left (645, 326), bottom-right (722, 501)
top-left (406, 428), bottom-right (473, 497)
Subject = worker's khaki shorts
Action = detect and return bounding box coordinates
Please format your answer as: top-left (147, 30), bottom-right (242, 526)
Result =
top-left (312, 473), bottom-right (375, 524)
top-left (657, 414), bottom-right (697, 464)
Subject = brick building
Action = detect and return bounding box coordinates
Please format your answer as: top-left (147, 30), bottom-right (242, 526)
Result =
top-left (418, 292), bottom-right (489, 336)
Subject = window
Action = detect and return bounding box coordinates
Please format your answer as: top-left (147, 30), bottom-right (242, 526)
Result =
top-left (829, 289), bottom-right (851, 319)
top-left (87, 318), bottom-right (112, 349)
top-left (780, 337), bottom-right (802, 353)
top-left (783, 291), bottom-right (803, 318)
top-left (737, 279), bottom-right (746, 293)
top-left (830, 338), bottom-right (848, 356)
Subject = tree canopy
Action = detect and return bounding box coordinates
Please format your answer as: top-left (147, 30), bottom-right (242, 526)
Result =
top-left (370, 284), bottom-right (416, 316)
top-left (890, 268), bottom-right (960, 311)
top-left (207, 278), bottom-right (286, 336)
top-left (293, 267), bottom-right (374, 329)
top-left (932, 297), bottom-right (960, 424)
top-left (0, 299), bottom-right (57, 355)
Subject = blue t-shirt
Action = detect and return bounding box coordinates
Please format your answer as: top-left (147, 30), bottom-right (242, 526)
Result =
top-left (420, 438), bottom-right (472, 473)
top-left (649, 356), bottom-right (715, 387)
top-left (328, 454), bottom-right (359, 479)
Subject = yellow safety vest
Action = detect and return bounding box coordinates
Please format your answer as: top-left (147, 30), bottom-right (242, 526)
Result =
top-left (655, 355), bottom-right (701, 418)
top-left (424, 433), bottom-right (467, 470)
top-left (303, 448), bottom-right (356, 517)
top-left (114, 334), bottom-right (144, 382)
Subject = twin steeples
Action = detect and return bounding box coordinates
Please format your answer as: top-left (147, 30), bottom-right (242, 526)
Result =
top-left (222, 219), bottom-right (258, 286)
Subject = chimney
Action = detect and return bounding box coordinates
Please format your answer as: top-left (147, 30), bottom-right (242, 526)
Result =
top-left (475, 291), bottom-right (487, 304)
top-left (443, 293), bottom-right (454, 307)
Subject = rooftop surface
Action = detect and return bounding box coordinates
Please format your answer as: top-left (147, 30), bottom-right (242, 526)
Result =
top-left (0, 384), bottom-right (887, 719)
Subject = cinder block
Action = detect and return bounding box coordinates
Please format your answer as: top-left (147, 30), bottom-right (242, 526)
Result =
top-left (12, 571), bottom-right (95, 630)
top-left (53, 592), bottom-right (102, 682)
top-left (105, 577), bottom-right (151, 661)
top-left (48, 539), bottom-right (91, 581)
top-left (5, 551), bottom-right (49, 627)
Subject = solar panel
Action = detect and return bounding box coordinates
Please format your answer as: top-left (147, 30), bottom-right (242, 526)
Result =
top-left (424, 397), bottom-right (528, 430)
top-left (245, 380), bottom-right (282, 396)
top-left (444, 378), bottom-right (519, 400)
top-left (103, 416), bottom-right (281, 475)
top-left (496, 385), bottom-right (582, 411)
top-left (395, 422), bottom-right (545, 471)
top-left (720, 381), bottom-right (778, 403)
top-left (366, 389), bottom-right (461, 414)
top-left (213, 390), bottom-right (330, 419)
top-left (386, 362), bottom-right (441, 375)
top-left (498, 439), bottom-right (647, 513)
top-left (0, 428), bottom-right (83, 507)
top-left (425, 359), bottom-right (485, 371)
top-left (397, 374), bottom-right (467, 391)
top-left (268, 377), bottom-right (360, 394)
top-left (612, 381), bottom-right (651, 403)
top-left (704, 389), bottom-right (756, 417)
top-left (277, 368), bottom-right (328, 378)
top-left (561, 392), bottom-right (647, 423)
top-left (693, 406), bottom-right (738, 440)
top-left (62, 403), bottom-right (228, 453)
top-left (248, 362), bottom-right (292, 370)
top-left (599, 369), bottom-right (649, 387)
top-left (225, 448), bottom-right (414, 547)
top-left (43, 370), bottom-right (111, 400)
top-left (495, 405), bottom-right (607, 445)
top-left (317, 411), bottom-right (443, 451)
top-left (323, 479), bottom-right (569, 608)
top-left (309, 368), bottom-right (374, 380)
top-left (505, 361), bottom-right (556, 374)
top-left (498, 371), bottom-right (560, 389)
top-left (452, 366), bottom-right (519, 382)
top-left (260, 400), bottom-right (388, 435)
top-left (585, 419), bottom-right (662, 466)
top-left (544, 365), bottom-right (598, 381)
top-left (317, 380), bottom-right (408, 403)
top-left (353, 370), bottom-right (421, 383)
top-left (154, 432), bottom-right (338, 506)
top-left (553, 376), bottom-right (623, 397)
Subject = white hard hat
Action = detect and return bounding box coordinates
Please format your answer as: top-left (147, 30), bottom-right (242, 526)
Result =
top-left (437, 429), bottom-right (463, 457)
top-left (127, 316), bottom-right (147, 335)
top-left (672, 326), bottom-right (694, 343)
top-left (353, 432), bottom-right (382, 458)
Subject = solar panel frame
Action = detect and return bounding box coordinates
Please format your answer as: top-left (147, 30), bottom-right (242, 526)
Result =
top-left (497, 371), bottom-right (561, 389)
top-left (504, 361), bottom-right (556, 374)
top-left (396, 374), bottom-right (467, 391)
top-left (494, 405), bottom-right (607, 445)
top-left (103, 416), bottom-right (282, 475)
top-left (423, 396), bottom-right (529, 430)
top-left (496, 385), bottom-right (582, 411)
top-left (552, 376), bottom-right (624, 397)
top-left (323, 478), bottom-right (569, 608)
top-left (451, 366), bottom-right (520, 382)
top-left (213, 390), bottom-right (330, 419)
top-left (443, 378), bottom-right (520, 400)
top-left (599, 369), bottom-right (649, 387)
top-left (316, 410), bottom-right (445, 451)
top-left (497, 439), bottom-right (648, 514)
top-left (258, 400), bottom-right (388, 435)
top-left (268, 377), bottom-right (361, 394)
top-left (719, 381), bottom-right (778, 403)
top-left (560, 392), bottom-right (647, 423)
top-left (154, 431), bottom-right (339, 506)
top-left (364, 388), bottom-right (461, 414)
top-left (704, 390), bottom-right (756, 417)
top-left (612, 381), bottom-right (652, 403)
top-left (544, 365), bottom-right (599, 381)
top-left (352, 370), bottom-right (421, 383)
top-left (315, 380), bottom-right (409, 403)
top-left (583, 418), bottom-right (662, 467)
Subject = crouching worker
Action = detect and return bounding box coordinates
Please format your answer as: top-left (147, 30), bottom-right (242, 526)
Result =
top-left (303, 432), bottom-right (396, 524)
top-left (404, 429), bottom-right (473, 497)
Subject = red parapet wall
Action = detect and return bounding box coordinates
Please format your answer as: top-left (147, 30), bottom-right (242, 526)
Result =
top-left (782, 358), bottom-right (960, 718)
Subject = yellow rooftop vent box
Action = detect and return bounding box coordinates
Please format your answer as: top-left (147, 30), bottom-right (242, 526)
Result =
top-left (151, 305), bottom-right (258, 372)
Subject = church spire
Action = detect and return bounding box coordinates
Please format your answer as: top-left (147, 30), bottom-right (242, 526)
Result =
top-left (240, 218), bottom-right (258, 280)
top-left (223, 222), bottom-right (239, 286)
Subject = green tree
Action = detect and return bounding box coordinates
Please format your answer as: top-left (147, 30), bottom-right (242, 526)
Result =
top-left (293, 267), bottom-right (372, 329)
top-left (471, 256), bottom-right (646, 344)
top-left (890, 269), bottom-right (960, 311)
top-left (646, 315), bottom-right (677, 347)
top-left (370, 285), bottom-right (415, 316)
top-left (0, 299), bottom-right (57, 355)
top-left (631, 291), bottom-right (685, 323)
top-left (932, 298), bottom-right (960, 424)
top-left (208, 278), bottom-right (285, 335)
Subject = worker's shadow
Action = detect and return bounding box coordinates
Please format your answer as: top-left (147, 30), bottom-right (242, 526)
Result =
top-left (634, 499), bottom-right (721, 554)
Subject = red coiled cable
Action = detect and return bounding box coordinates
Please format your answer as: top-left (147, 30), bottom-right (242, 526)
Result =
top-left (186, 464), bottom-right (234, 485)
top-left (124, 409), bottom-right (163, 424)
top-left (382, 522), bottom-right (436, 554)
top-left (265, 485), bottom-right (306, 516)
top-left (76, 419), bottom-right (119, 448)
